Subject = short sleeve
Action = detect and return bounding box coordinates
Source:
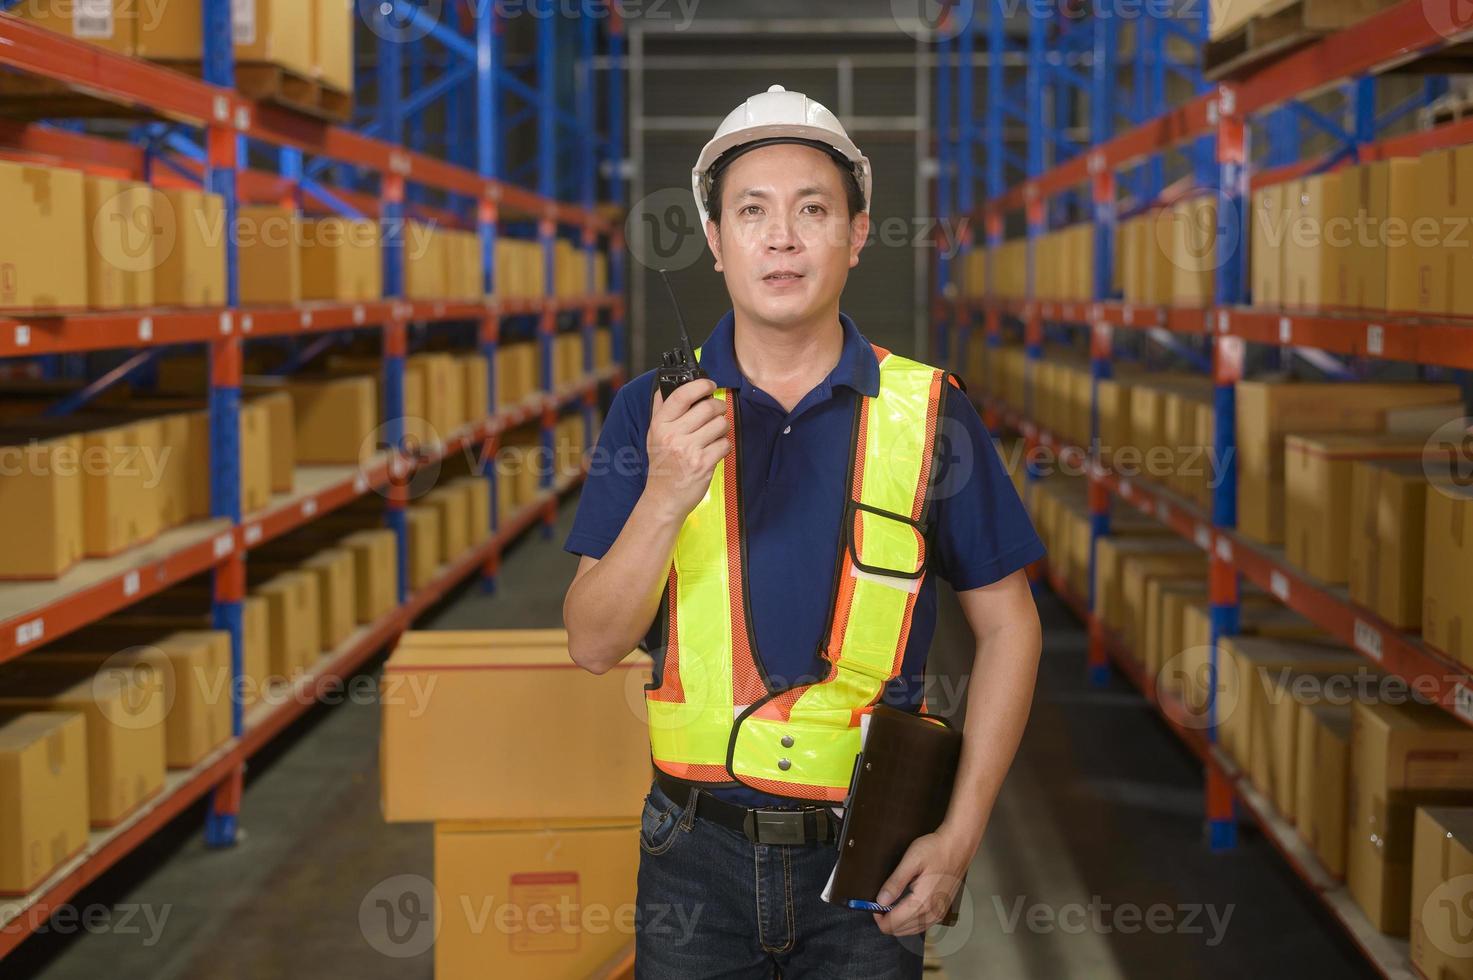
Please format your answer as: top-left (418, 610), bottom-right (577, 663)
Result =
top-left (563, 370), bottom-right (657, 559)
top-left (929, 388), bottom-right (1046, 591)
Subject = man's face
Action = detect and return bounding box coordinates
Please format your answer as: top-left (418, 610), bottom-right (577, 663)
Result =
top-left (705, 143), bottom-right (869, 329)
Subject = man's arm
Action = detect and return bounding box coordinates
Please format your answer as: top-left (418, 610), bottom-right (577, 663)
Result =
top-left (563, 378), bottom-right (727, 673)
top-left (875, 568), bottom-right (1042, 935)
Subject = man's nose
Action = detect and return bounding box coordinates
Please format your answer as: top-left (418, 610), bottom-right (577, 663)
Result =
top-left (764, 214), bottom-right (799, 250)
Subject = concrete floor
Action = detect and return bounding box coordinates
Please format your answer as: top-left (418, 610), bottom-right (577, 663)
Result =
top-left (9, 499), bottom-right (1375, 979)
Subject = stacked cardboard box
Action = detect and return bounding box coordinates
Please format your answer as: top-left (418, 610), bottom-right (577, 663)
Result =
top-left (300, 218), bottom-right (382, 302)
top-left (1412, 807), bottom-right (1473, 979)
top-left (0, 712), bottom-right (89, 894)
top-left (381, 630), bottom-right (649, 978)
top-left (0, 161), bottom-right (87, 311)
top-left (1424, 479), bottom-right (1473, 667)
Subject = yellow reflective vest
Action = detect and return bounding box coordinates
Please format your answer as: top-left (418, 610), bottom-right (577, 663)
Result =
top-left (646, 343), bottom-right (952, 803)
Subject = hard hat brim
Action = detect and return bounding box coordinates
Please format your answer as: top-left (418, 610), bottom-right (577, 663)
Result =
top-left (691, 125), bottom-right (873, 226)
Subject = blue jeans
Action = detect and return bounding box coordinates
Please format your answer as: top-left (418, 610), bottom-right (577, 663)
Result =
top-left (634, 778), bottom-right (926, 979)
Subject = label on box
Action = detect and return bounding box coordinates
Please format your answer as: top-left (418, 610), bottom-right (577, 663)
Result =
top-left (232, 0), bottom-right (257, 45)
top-left (74, 0), bottom-right (114, 39)
top-left (507, 872), bottom-right (580, 954)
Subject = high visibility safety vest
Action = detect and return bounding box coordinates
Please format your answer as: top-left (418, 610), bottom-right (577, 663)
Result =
top-left (646, 343), bottom-right (952, 803)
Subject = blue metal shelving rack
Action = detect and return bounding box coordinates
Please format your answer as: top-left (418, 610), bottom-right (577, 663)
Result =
top-left (933, 1), bottom-right (1473, 971)
top-left (0, 1), bottom-right (628, 957)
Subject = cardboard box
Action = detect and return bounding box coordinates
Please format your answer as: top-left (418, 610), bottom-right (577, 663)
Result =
top-left (382, 637), bottom-right (651, 821)
top-left (1424, 481), bottom-right (1473, 666)
top-left (1093, 536), bottom-right (1197, 632)
top-left (434, 820), bottom-right (639, 980)
top-left (257, 550), bottom-right (356, 651)
top-left (40, 632), bottom-right (233, 768)
top-left (1175, 600), bottom-right (1326, 713)
top-left (153, 188), bottom-right (226, 307)
top-left (1296, 702), bottom-right (1353, 879)
top-left (84, 176), bottom-right (157, 310)
top-left (454, 476), bottom-right (492, 547)
top-left (1235, 381), bottom-right (1461, 545)
top-left (254, 571), bottom-right (322, 681)
top-left (0, 661), bottom-right (166, 827)
top-left (1217, 634), bottom-right (1362, 773)
top-left (0, 432), bottom-right (85, 579)
top-left (0, 712), bottom-right (89, 895)
top-left (112, 600), bottom-right (272, 707)
top-left (1284, 173), bottom-right (1347, 309)
top-left (80, 418), bottom-right (163, 557)
top-left (1412, 147), bottom-right (1473, 316)
top-left (286, 376), bottom-right (378, 465)
top-left (461, 354), bottom-right (490, 427)
top-left (1118, 554), bottom-right (1206, 646)
top-left (427, 486), bottom-right (471, 564)
top-left (1284, 433), bottom-right (1430, 584)
top-left (395, 629), bottom-right (572, 649)
top-left (405, 222), bottom-right (447, 300)
top-left (1348, 460), bottom-right (1430, 629)
top-left (1145, 580), bottom-right (1208, 680)
top-left (407, 505), bottom-right (442, 590)
top-left (248, 390), bottom-right (295, 495)
top-left (1347, 700), bottom-right (1473, 935)
top-left (300, 218), bottom-right (381, 301)
top-left (408, 353), bottom-right (460, 445)
top-left (1251, 184), bottom-right (1286, 307)
top-left (8, 0), bottom-right (134, 53)
top-left (237, 206), bottom-right (301, 306)
top-left (1386, 155), bottom-right (1428, 313)
top-left (1169, 195), bottom-right (1217, 305)
top-left (1411, 806), bottom-right (1473, 980)
top-left (340, 530), bottom-right (399, 624)
top-left (0, 161), bottom-right (87, 310)
top-left (312, 0), bottom-right (354, 94)
top-left (138, 0), bottom-right (311, 71)
top-left (1338, 159), bottom-right (1419, 311)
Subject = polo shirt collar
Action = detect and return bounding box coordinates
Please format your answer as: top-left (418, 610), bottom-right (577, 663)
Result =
top-left (696, 310), bottom-right (880, 399)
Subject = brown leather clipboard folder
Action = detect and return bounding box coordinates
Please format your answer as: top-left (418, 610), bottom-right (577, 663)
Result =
top-left (823, 704), bottom-right (965, 926)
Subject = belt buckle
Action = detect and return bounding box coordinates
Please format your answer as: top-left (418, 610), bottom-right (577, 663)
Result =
top-left (746, 808), bottom-right (808, 845)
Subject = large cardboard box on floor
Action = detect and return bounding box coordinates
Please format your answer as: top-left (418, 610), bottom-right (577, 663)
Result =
top-left (1235, 380), bottom-right (1461, 545)
top-left (237, 205), bottom-right (302, 306)
top-left (1296, 702), bottom-right (1353, 879)
top-left (1284, 433), bottom-right (1430, 585)
top-left (434, 819), bottom-right (639, 980)
top-left (339, 530), bottom-right (399, 624)
top-left (1424, 481), bottom-right (1473, 666)
top-left (136, 0), bottom-right (311, 74)
top-left (0, 161), bottom-right (87, 311)
top-left (0, 661), bottom-right (166, 827)
top-left (0, 712), bottom-right (89, 896)
top-left (1348, 460), bottom-right (1430, 630)
top-left (1347, 700), bottom-right (1473, 935)
top-left (39, 631), bottom-right (233, 769)
top-left (381, 636), bottom-right (652, 822)
top-left (0, 432), bottom-right (85, 579)
top-left (84, 176), bottom-right (158, 310)
top-left (1411, 807), bottom-right (1473, 980)
top-left (153, 188), bottom-right (227, 308)
top-left (300, 218), bottom-right (382, 301)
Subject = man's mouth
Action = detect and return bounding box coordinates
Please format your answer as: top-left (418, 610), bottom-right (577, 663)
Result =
top-left (764, 272), bottom-right (803, 281)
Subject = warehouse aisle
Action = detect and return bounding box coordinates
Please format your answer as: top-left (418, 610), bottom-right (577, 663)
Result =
top-left (11, 501), bottom-right (1375, 980)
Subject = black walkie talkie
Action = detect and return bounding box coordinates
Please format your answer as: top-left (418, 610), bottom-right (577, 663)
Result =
top-left (656, 268), bottom-right (709, 399)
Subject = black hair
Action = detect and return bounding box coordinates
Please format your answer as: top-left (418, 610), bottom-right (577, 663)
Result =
top-left (704, 138), bottom-right (865, 227)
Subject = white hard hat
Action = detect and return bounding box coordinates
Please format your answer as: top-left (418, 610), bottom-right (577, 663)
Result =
top-left (691, 84), bottom-right (872, 226)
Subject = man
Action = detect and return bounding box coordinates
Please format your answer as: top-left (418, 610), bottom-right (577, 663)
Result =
top-left (563, 85), bottom-right (1043, 977)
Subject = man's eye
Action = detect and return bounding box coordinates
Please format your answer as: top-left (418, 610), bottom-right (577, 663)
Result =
top-left (802, 204), bottom-right (825, 214)
top-left (741, 205), bottom-right (761, 216)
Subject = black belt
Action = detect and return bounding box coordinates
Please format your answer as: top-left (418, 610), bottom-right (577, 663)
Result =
top-left (655, 771), bottom-right (838, 846)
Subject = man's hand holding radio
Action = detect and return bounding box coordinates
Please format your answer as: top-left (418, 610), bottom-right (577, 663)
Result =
top-left (645, 378), bottom-right (727, 522)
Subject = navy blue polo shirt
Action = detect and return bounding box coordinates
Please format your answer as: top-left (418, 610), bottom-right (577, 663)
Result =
top-left (565, 310), bottom-right (1044, 808)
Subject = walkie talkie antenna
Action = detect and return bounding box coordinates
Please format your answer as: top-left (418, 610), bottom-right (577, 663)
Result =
top-left (658, 268), bottom-right (698, 364)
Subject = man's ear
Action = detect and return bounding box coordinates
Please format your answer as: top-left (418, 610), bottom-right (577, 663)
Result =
top-left (848, 211), bottom-right (871, 268)
top-left (705, 217), bottom-right (723, 272)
